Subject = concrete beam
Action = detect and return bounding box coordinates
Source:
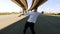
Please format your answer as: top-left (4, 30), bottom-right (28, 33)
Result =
top-left (29, 0), bottom-right (48, 10)
top-left (11, 0), bottom-right (28, 10)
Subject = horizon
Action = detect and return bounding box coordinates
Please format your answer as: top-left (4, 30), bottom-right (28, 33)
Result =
top-left (0, 0), bottom-right (60, 13)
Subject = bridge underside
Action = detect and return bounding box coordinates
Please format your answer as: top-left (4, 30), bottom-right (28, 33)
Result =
top-left (11, 0), bottom-right (28, 10)
top-left (11, 0), bottom-right (47, 10)
top-left (29, 0), bottom-right (47, 10)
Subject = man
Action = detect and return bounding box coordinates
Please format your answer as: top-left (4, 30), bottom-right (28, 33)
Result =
top-left (18, 8), bottom-right (40, 34)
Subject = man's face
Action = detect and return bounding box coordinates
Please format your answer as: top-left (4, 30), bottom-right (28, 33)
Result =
top-left (34, 9), bottom-right (37, 12)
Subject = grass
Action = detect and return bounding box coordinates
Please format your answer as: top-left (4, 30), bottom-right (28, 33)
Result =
top-left (0, 12), bottom-right (20, 15)
top-left (44, 14), bottom-right (60, 16)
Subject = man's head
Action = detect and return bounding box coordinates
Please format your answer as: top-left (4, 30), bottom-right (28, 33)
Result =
top-left (33, 8), bottom-right (37, 12)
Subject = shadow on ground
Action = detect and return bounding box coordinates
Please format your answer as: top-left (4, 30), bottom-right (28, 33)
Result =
top-left (0, 15), bottom-right (60, 34)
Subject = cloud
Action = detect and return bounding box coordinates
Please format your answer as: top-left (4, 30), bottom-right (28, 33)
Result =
top-left (0, 0), bottom-right (22, 12)
top-left (55, 4), bottom-right (60, 7)
top-left (45, 7), bottom-right (55, 11)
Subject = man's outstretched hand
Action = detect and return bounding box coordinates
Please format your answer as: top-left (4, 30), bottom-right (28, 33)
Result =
top-left (18, 14), bottom-right (24, 17)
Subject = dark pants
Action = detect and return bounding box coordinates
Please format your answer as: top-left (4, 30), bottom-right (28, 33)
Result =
top-left (23, 21), bottom-right (35, 34)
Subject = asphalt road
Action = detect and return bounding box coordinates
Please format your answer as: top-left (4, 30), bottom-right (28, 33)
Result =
top-left (0, 14), bottom-right (60, 34)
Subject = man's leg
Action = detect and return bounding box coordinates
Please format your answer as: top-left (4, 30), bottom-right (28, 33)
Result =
top-left (30, 23), bottom-right (35, 34)
top-left (23, 22), bottom-right (29, 34)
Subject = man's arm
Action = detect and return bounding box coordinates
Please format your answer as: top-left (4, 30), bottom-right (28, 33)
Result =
top-left (18, 13), bottom-right (24, 17)
top-left (18, 11), bottom-right (31, 17)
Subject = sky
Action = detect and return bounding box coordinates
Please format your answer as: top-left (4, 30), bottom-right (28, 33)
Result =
top-left (0, 0), bottom-right (60, 13)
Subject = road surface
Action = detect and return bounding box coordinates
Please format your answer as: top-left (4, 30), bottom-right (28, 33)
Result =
top-left (0, 14), bottom-right (60, 34)
top-left (0, 14), bottom-right (26, 30)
